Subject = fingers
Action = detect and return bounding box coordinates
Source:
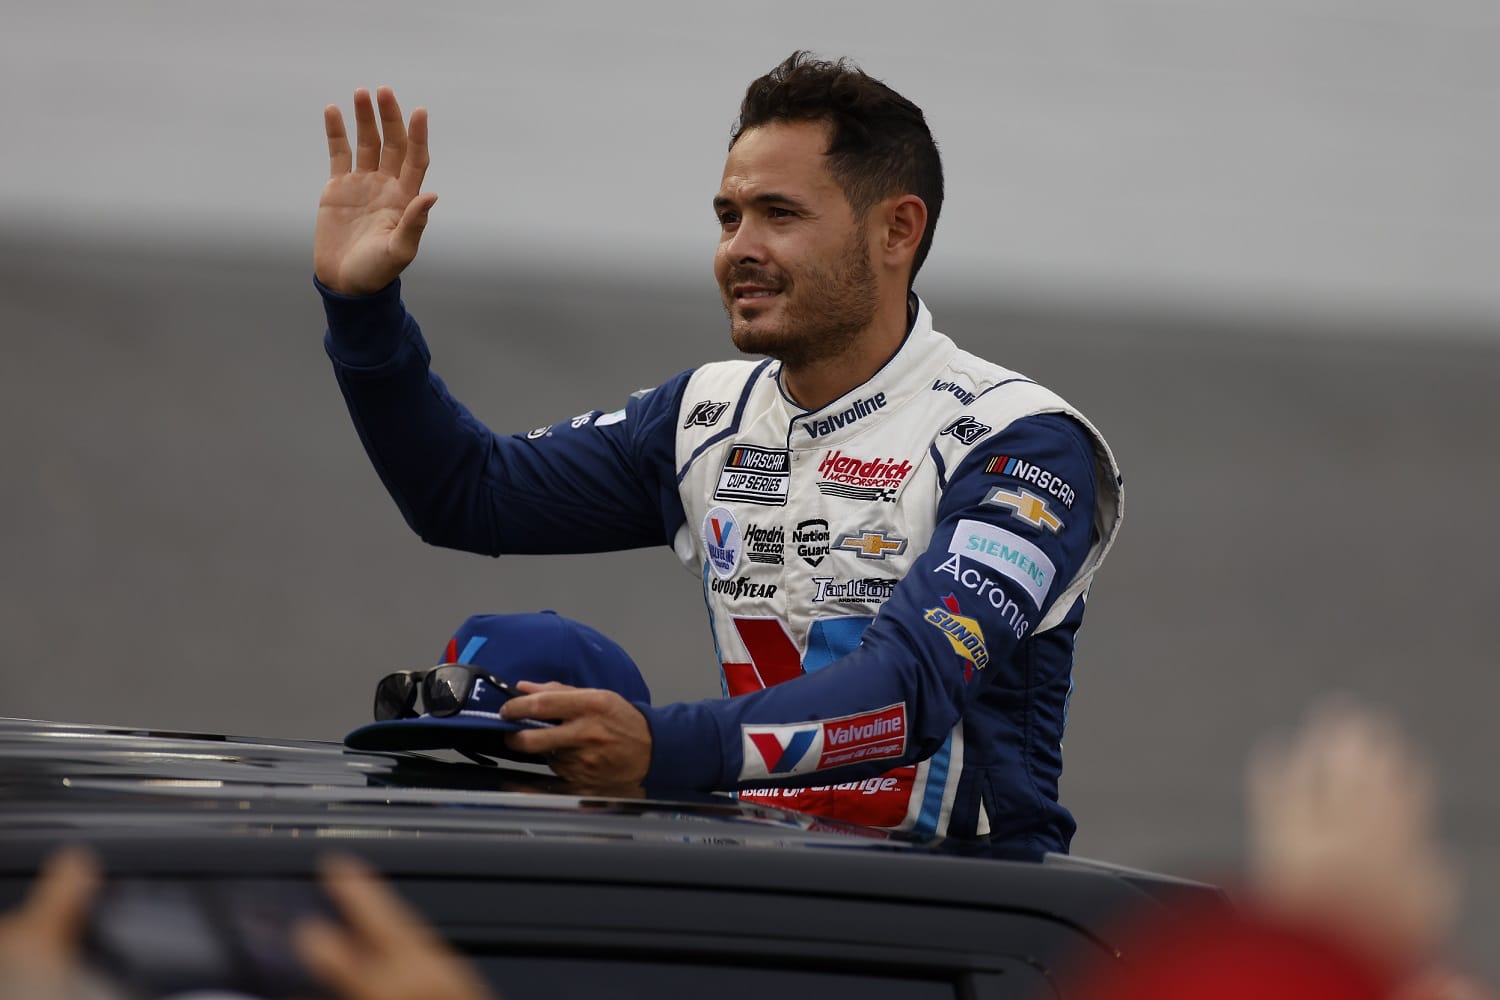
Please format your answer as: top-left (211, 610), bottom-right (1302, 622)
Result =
top-left (325, 105), bottom-right (351, 177)
top-left (19, 846), bottom-right (100, 950)
top-left (400, 107), bottom-right (431, 193)
top-left (376, 86), bottom-right (408, 178)
top-left (352, 88), bottom-right (381, 173)
top-left (316, 854), bottom-right (435, 950)
top-left (389, 193), bottom-right (438, 267)
top-left (294, 917), bottom-right (365, 999)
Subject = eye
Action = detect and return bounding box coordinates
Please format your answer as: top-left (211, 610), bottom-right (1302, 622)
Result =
top-left (767, 206), bottom-right (794, 219)
top-left (716, 210), bottom-right (740, 228)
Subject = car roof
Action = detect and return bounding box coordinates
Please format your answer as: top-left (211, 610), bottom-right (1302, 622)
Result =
top-left (0, 717), bottom-right (1219, 935)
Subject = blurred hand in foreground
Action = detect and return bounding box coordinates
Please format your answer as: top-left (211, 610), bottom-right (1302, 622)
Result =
top-left (296, 853), bottom-right (495, 1000)
top-left (1248, 699), bottom-right (1458, 972)
top-left (0, 846), bottom-right (100, 1000)
top-left (315, 86), bottom-right (438, 296)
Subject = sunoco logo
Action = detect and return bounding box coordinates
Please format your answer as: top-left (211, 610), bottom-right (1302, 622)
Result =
top-left (743, 522), bottom-right (785, 565)
top-left (702, 506), bottom-right (741, 579)
top-left (793, 518), bottom-right (830, 567)
top-left (801, 392), bottom-right (886, 439)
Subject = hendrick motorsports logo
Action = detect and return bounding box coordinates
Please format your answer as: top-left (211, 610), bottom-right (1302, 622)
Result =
top-left (702, 507), bottom-right (742, 579)
top-left (815, 451), bottom-right (913, 503)
top-left (739, 703), bottom-right (908, 780)
top-left (713, 445), bottom-right (790, 506)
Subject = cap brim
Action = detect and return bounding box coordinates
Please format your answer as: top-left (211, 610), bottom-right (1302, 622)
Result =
top-left (343, 712), bottom-right (549, 765)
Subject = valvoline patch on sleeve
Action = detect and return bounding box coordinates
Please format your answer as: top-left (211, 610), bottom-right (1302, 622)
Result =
top-left (739, 703), bottom-right (907, 781)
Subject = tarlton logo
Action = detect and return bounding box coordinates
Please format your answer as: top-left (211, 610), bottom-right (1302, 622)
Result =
top-left (801, 392), bottom-right (887, 439)
top-left (932, 380), bottom-right (977, 406)
top-left (739, 703), bottom-right (907, 780)
top-left (982, 487), bottom-right (1063, 533)
top-left (702, 506), bottom-right (742, 579)
top-left (743, 522), bottom-right (785, 565)
top-left (984, 455), bottom-right (1076, 510)
top-left (683, 400), bottom-right (730, 428)
top-left (713, 445), bottom-right (790, 506)
top-left (709, 576), bottom-right (779, 600)
top-left (793, 518), bottom-right (830, 567)
top-left (812, 577), bottom-right (898, 604)
top-left (834, 531), bottom-right (908, 560)
top-left (815, 451), bottom-right (914, 504)
top-left (923, 601), bottom-right (991, 671)
top-left (940, 415), bottom-right (992, 446)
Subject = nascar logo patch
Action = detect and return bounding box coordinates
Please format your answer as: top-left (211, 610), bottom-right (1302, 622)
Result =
top-left (739, 704), bottom-right (907, 781)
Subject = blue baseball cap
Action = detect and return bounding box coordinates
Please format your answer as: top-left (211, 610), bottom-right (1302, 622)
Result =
top-left (343, 611), bottom-right (649, 760)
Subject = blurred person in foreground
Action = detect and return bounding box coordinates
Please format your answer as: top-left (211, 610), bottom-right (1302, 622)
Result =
top-left (1071, 701), bottom-right (1491, 1000)
top-left (312, 52), bottom-right (1122, 848)
top-left (0, 849), bottom-right (493, 1000)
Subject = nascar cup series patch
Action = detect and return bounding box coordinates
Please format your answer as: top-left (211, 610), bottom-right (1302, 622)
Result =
top-left (739, 703), bottom-right (908, 781)
top-left (702, 506), bottom-right (742, 579)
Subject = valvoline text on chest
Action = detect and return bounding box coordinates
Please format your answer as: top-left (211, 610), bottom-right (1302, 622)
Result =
top-left (801, 393), bottom-right (887, 438)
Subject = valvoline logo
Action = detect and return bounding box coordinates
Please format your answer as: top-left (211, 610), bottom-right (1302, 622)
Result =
top-left (702, 506), bottom-right (742, 579)
top-left (739, 703), bottom-right (907, 781)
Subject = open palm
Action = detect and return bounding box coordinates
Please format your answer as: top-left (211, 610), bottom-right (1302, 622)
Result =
top-left (315, 87), bottom-right (437, 297)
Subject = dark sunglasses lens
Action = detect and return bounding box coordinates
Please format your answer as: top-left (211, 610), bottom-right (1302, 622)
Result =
top-left (373, 673), bottom-right (418, 721)
top-left (423, 666), bottom-right (474, 718)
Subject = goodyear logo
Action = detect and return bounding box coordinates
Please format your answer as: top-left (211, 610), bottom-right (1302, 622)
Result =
top-left (923, 607), bottom-right (990, 670)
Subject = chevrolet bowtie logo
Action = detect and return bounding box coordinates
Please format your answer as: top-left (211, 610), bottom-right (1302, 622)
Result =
top-left (835, 531), bottom-right (908, 560)
top-left (982, 487), bottom-right (1064, 533)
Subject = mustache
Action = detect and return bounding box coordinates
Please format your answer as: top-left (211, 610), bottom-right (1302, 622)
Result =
top-left (723, 267), bottom-right (786, 290)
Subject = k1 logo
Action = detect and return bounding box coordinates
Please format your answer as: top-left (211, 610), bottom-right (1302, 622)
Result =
top-left (683, 400), bottom-right (730, 428)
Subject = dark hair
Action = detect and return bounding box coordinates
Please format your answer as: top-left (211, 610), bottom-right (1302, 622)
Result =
top-left (731, 51), bottom-right (944, 285)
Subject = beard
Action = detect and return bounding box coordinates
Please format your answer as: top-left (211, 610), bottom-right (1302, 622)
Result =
top-left (722, 228), bottom-right (878, 369)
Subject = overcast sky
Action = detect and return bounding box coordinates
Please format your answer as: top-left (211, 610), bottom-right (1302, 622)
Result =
top-left (6, 0), bottom-right (1497, 324)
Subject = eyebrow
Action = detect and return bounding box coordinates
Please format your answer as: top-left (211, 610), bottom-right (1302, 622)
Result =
top-left (712, 192), bottom-right (809, 213)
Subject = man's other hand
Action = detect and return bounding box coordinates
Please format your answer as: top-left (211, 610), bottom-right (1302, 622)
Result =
top-left (502, 682), bottom-right (652, 791)
top-left (296, 854), bottom-right (495, 1000)
top-left (0, 846), bottom-right (99, 1000)
top-left (315, 86), bottom-right (437, 296)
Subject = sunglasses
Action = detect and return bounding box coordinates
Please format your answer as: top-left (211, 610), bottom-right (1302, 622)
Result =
top-left (373, 664), bottom-right (519, 722)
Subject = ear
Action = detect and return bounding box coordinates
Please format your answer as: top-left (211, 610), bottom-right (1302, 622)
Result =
top-left (874, 194), bottom-right (928, 278)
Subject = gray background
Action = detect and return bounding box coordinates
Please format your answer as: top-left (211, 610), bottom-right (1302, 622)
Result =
top-left (3, 0), bottom-right (1498, 980)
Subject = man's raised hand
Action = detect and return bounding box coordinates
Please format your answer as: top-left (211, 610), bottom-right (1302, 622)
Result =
top-left (315, 87), bottom-right (437, 297)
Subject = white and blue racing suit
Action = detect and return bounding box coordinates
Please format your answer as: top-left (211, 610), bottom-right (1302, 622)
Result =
top-left (320, 280), bottom-right (1122, 851)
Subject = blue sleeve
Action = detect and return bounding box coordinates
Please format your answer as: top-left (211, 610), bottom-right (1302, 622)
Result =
top-left (319, 278), bottom-right (688, 554)
top-left (640, 413), bottom-right (1097, 790)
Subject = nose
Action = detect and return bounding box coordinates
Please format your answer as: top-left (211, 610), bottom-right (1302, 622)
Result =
top-left (722, 217), bottom-right (766, 264)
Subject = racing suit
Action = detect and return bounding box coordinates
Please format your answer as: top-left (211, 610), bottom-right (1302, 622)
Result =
top-left (320, 280), bottom-right (1122, 851)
